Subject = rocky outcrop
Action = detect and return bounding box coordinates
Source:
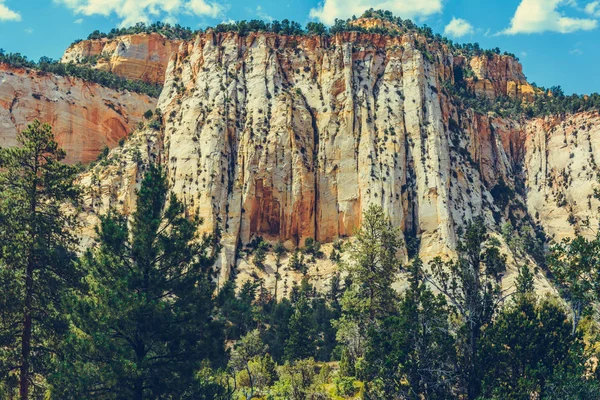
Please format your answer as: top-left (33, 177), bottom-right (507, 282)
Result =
top-left (464, 54), bottom-right (538, 101)
top-left (74, 26), bottom-right (599, 287)
top-left (62, 33), bottom-right (182, 85)
top-left (0, 63), bottom-right (156, 163)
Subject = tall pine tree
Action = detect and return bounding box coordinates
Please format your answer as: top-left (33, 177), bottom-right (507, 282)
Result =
top-left (0, 120), bottom-right (80, 399)
top-left (53, 165), bottom-right (224, 399)
top-left (428, 218), bottom-right (507, 400)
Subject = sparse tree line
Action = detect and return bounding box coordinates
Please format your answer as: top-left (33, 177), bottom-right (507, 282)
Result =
top-left (4, 7), bottom-right (600, 118)
top-left (80, 21), bottom-right (195, 42)
top-left (1, 120), bottom-right (600, 399)
top-left (449, 66), bottom-right (600, 118)
top-left (0, 50), bottom-right (162, 97)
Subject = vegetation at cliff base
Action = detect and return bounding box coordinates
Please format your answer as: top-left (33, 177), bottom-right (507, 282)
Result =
top-left (1, 122), bottom-right (600, 399)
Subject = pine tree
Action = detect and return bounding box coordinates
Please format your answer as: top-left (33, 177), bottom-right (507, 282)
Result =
top-left (548, 235), bottom-right (600, 335)
top-left (336, 205), bottom-right (402, 363)
top-left (284, 294), bottom-right (317, 361)
top-left (480, 295), bottom-right (585, 399)
top-left (428, 217), bottom-right (507, 400)
top-left (365, 258), bottom-right (456, 399)
top-left (0, 120), bottom-right (80, 399)
top-left (53, 165), bottom-right (224, 399)
top-left (342, 204), bottom-right (402, 320)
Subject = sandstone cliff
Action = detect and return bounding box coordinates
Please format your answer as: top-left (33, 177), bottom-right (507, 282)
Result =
top-left (74, 26), bottom-right (599, 288)
top-left (62, 33), bottom-right (182, 85)
top-left (0, 63), bottom-right (156, 163)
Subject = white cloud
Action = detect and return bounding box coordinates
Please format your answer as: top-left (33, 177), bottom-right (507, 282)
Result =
top-left (309, 0), bottom-right (442, 25)
top-left (256, 5), bottom-right (273, 22)
top-left (444, 18), bottom-right (474, 38)
top-left (54, 0), bottom-right (223, 27)
top-left (0, 1), bottom-right (21, 21)
top-left (74, 18), bottom-right (83, 23)
top-left (502, 0), bottom-right (598, 34)
top-left (24, 27), bottom-right (33, 34)
top-left (585, 1), bottom-right (600, 16)
top-left (186, 0), bottom-right (222, 19)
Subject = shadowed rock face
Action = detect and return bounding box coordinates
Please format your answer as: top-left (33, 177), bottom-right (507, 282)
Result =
top-left (62, 33), bottom-right (182, 85)
top-left (0, 63), bottom-right (156, 164)
top-left (75, 28), bottom-right (599, 284)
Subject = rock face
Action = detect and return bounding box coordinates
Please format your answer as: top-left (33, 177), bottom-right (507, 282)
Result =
top-left (0, 63), bottom-right (156, 163)
top-left (62, 33), bottom-right (182, 85)
top-left (76, 27), bottom-right (600, 285)
top-left (524, 112), bottom-right (600, 241)
top-left (467, 54), bottom-right (537, 101)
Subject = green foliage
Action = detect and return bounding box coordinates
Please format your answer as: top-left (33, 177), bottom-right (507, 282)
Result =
top-left (341, 204), bottom-right (402, 321)
top-left (84, 21), bottom-right (194, 41)
top-left (229, 329), bottom-right (267, 398)
top-left (303, 237), bottom-right (324, 258)
top-left (96, 144), bottom-right (109, 161)
top-left (253, 240), bottom-right (268, 270)
top-left (480, 295), bottom-right (585, 399)
top-left (288, 249), bottom-right (306, 273)
top-left (52, 165), bottom-right (224, 398)
top-left (285, 294), bottom-right (318, 361)
top-left (334, 376), bottom-right (358, 397)
top-left (306, 22), bottom-right (327, 35)
top-left (0, 120), bottom-right (81, 399)
top-left (0, 50), bottom-right (162, 97)
top-left (364, 258), bottom-right (456, 399)
top-left (428, 217), bottom-right (506, 399)
top-left (548, 234), bottom-right (600, 335)
top-left (143, 109), bottom-right (154, 120)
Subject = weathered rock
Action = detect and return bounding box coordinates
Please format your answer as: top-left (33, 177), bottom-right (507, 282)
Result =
top-left (62, 33), bottom-right (182, 85)
top-left (0, 63), bottom-right (156, 163)
top-left (466, 54), bottom-right (538, 101)
top-left (74, 28), bottom-right (599, 288)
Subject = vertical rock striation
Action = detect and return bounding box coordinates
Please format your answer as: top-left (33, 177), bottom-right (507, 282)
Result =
top-left (74, 28), bottom-right (599, 283)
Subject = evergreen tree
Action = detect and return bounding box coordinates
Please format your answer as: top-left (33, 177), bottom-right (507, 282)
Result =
top-left (342, 205), bottom-right (402, 320)
top-left (284, 294), bottom-right (317, 361)
top-left (548, 235), bottom-right (600, 335)
top-left (53, 165), bottom-right (224, 399)
top-left (0, 120), bottom-right (80, 399)
top-left (365, 258), bottom-right (456, 399)
top-left (253, 240), bottom-right (267, 271)
top-left (428, 217), bottom-right (507, 400)
top-left (480, 294), bottom-right (587, 399)
top-left (335, 205), bottom-right (402, 364)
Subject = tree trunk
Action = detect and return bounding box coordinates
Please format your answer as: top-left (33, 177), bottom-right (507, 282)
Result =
top-left (19, 260), bottom-right (34, 400)
top-left (20, 170), bottom-right (38, 400)
top-left (134, 377), bottom-right (143, 400)
top-left (467, 322), bottom-right (480, 400)
top-left (572, 301), bottom-right (581, 336)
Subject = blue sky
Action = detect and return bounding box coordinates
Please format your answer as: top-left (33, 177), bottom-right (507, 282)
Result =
top-left (0, 0), bottom-right (599, 94)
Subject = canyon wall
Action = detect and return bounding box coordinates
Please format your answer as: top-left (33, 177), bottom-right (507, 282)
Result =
top-left (62, 33), bottom-right (181, 85)
top-left (0, 63), bottom-right (156, 163)
top-left (75, 28), bottom-right (599, 285)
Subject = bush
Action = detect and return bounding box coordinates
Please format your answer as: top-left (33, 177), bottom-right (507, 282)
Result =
top-left (334, 376), bottom-right (358, 397)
